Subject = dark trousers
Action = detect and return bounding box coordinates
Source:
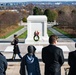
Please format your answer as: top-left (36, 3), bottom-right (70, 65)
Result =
top-left (12, 53), bottom-right (22, 59)
top-left (45, 69), bottom-right (61, 75)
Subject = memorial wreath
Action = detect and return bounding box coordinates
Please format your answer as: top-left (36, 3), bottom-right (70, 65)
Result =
top-left (33, 31), bottom-right (39, 41)
top-left (33, 35), bottom-right (39, 41)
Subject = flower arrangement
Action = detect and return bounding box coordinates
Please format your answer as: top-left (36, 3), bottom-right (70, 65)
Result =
top-left (33, 31), bottom-right (39, 41)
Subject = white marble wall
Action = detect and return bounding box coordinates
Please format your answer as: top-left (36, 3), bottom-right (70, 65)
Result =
top-left (25, 15), bottom-right (49, 44)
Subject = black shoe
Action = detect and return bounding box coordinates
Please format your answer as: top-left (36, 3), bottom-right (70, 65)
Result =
top-left (12, 58), bottom-right (15, 60)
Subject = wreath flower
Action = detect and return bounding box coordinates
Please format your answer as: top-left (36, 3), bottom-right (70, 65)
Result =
top-left (33, 31), bottom-right (39, 41)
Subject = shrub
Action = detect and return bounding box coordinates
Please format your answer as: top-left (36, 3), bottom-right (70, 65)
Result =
top-left (22, 17), bottom-right (27, 22)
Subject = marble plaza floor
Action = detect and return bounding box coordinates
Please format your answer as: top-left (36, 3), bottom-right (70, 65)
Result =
top-left (6, 61), bottom-right (69, 75)
top-left (0, 42), bottom-right (75, 75)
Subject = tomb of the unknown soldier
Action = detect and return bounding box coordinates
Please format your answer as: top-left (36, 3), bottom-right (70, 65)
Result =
top-left (25, 15), bottom-right (49, 44)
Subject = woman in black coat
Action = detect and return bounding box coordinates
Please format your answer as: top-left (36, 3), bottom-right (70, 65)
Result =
top-left (20, 45), bottom-right (41, 75)
top-left (12, 34), bottom-right (22, 60)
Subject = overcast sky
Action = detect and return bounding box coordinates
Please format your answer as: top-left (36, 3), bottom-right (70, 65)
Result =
top-left (0, 0), bottom-right (76, 3)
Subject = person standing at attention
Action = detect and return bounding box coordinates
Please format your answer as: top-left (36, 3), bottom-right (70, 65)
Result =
top-left (42, 35), bottom-right (64, 75)
top-left (11, 34), bottom-right (22, 60)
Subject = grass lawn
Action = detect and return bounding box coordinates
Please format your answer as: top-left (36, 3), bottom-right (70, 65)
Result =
top-left (0, 26), bottom-right (24, 38)
top-left (18, 30), bottom-right (27, 39)
top-left (47, 29), bottom-right (54, 37)
top-left (53, 27), bottom-right (73, 38)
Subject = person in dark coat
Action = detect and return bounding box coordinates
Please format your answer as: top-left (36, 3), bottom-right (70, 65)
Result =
top-left (20, 45), bottom-right (41, 75)
top-left (0, 52), bottom-right (7, 75)
top-left (68, 43), bottom-right (76, 75)
top-left (42, 35), bottom-right (64, 75)
top-left (11, 34), bottom-right (22, 60)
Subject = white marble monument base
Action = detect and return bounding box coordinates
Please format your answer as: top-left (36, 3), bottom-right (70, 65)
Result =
top-left (4, 46), bottom-right (13, 52)
top-left (25, 38), bottom-right (49, 44)
top-left (25, 15), bottom-right (49, 44)
top-left (35, 46), bottom-right (43, 52)
top-left (58, 46), bottom-right (69, 52)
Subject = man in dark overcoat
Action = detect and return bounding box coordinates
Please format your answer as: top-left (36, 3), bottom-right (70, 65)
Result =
top-left (42, 35), bottom-right (64, 75)
top-left (0, 52), bottom-right (7, 75)
top-left (68, 43), bottom-right (76, 75)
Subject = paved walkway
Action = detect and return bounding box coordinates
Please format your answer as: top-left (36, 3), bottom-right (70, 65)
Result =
top-left (48, 27), bottom-right (74, 42)
top-left (6, 61), bottom-right (69, 75)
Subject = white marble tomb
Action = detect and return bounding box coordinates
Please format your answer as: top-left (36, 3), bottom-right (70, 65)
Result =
top-left (25, 15), bottom-right (49, 44)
